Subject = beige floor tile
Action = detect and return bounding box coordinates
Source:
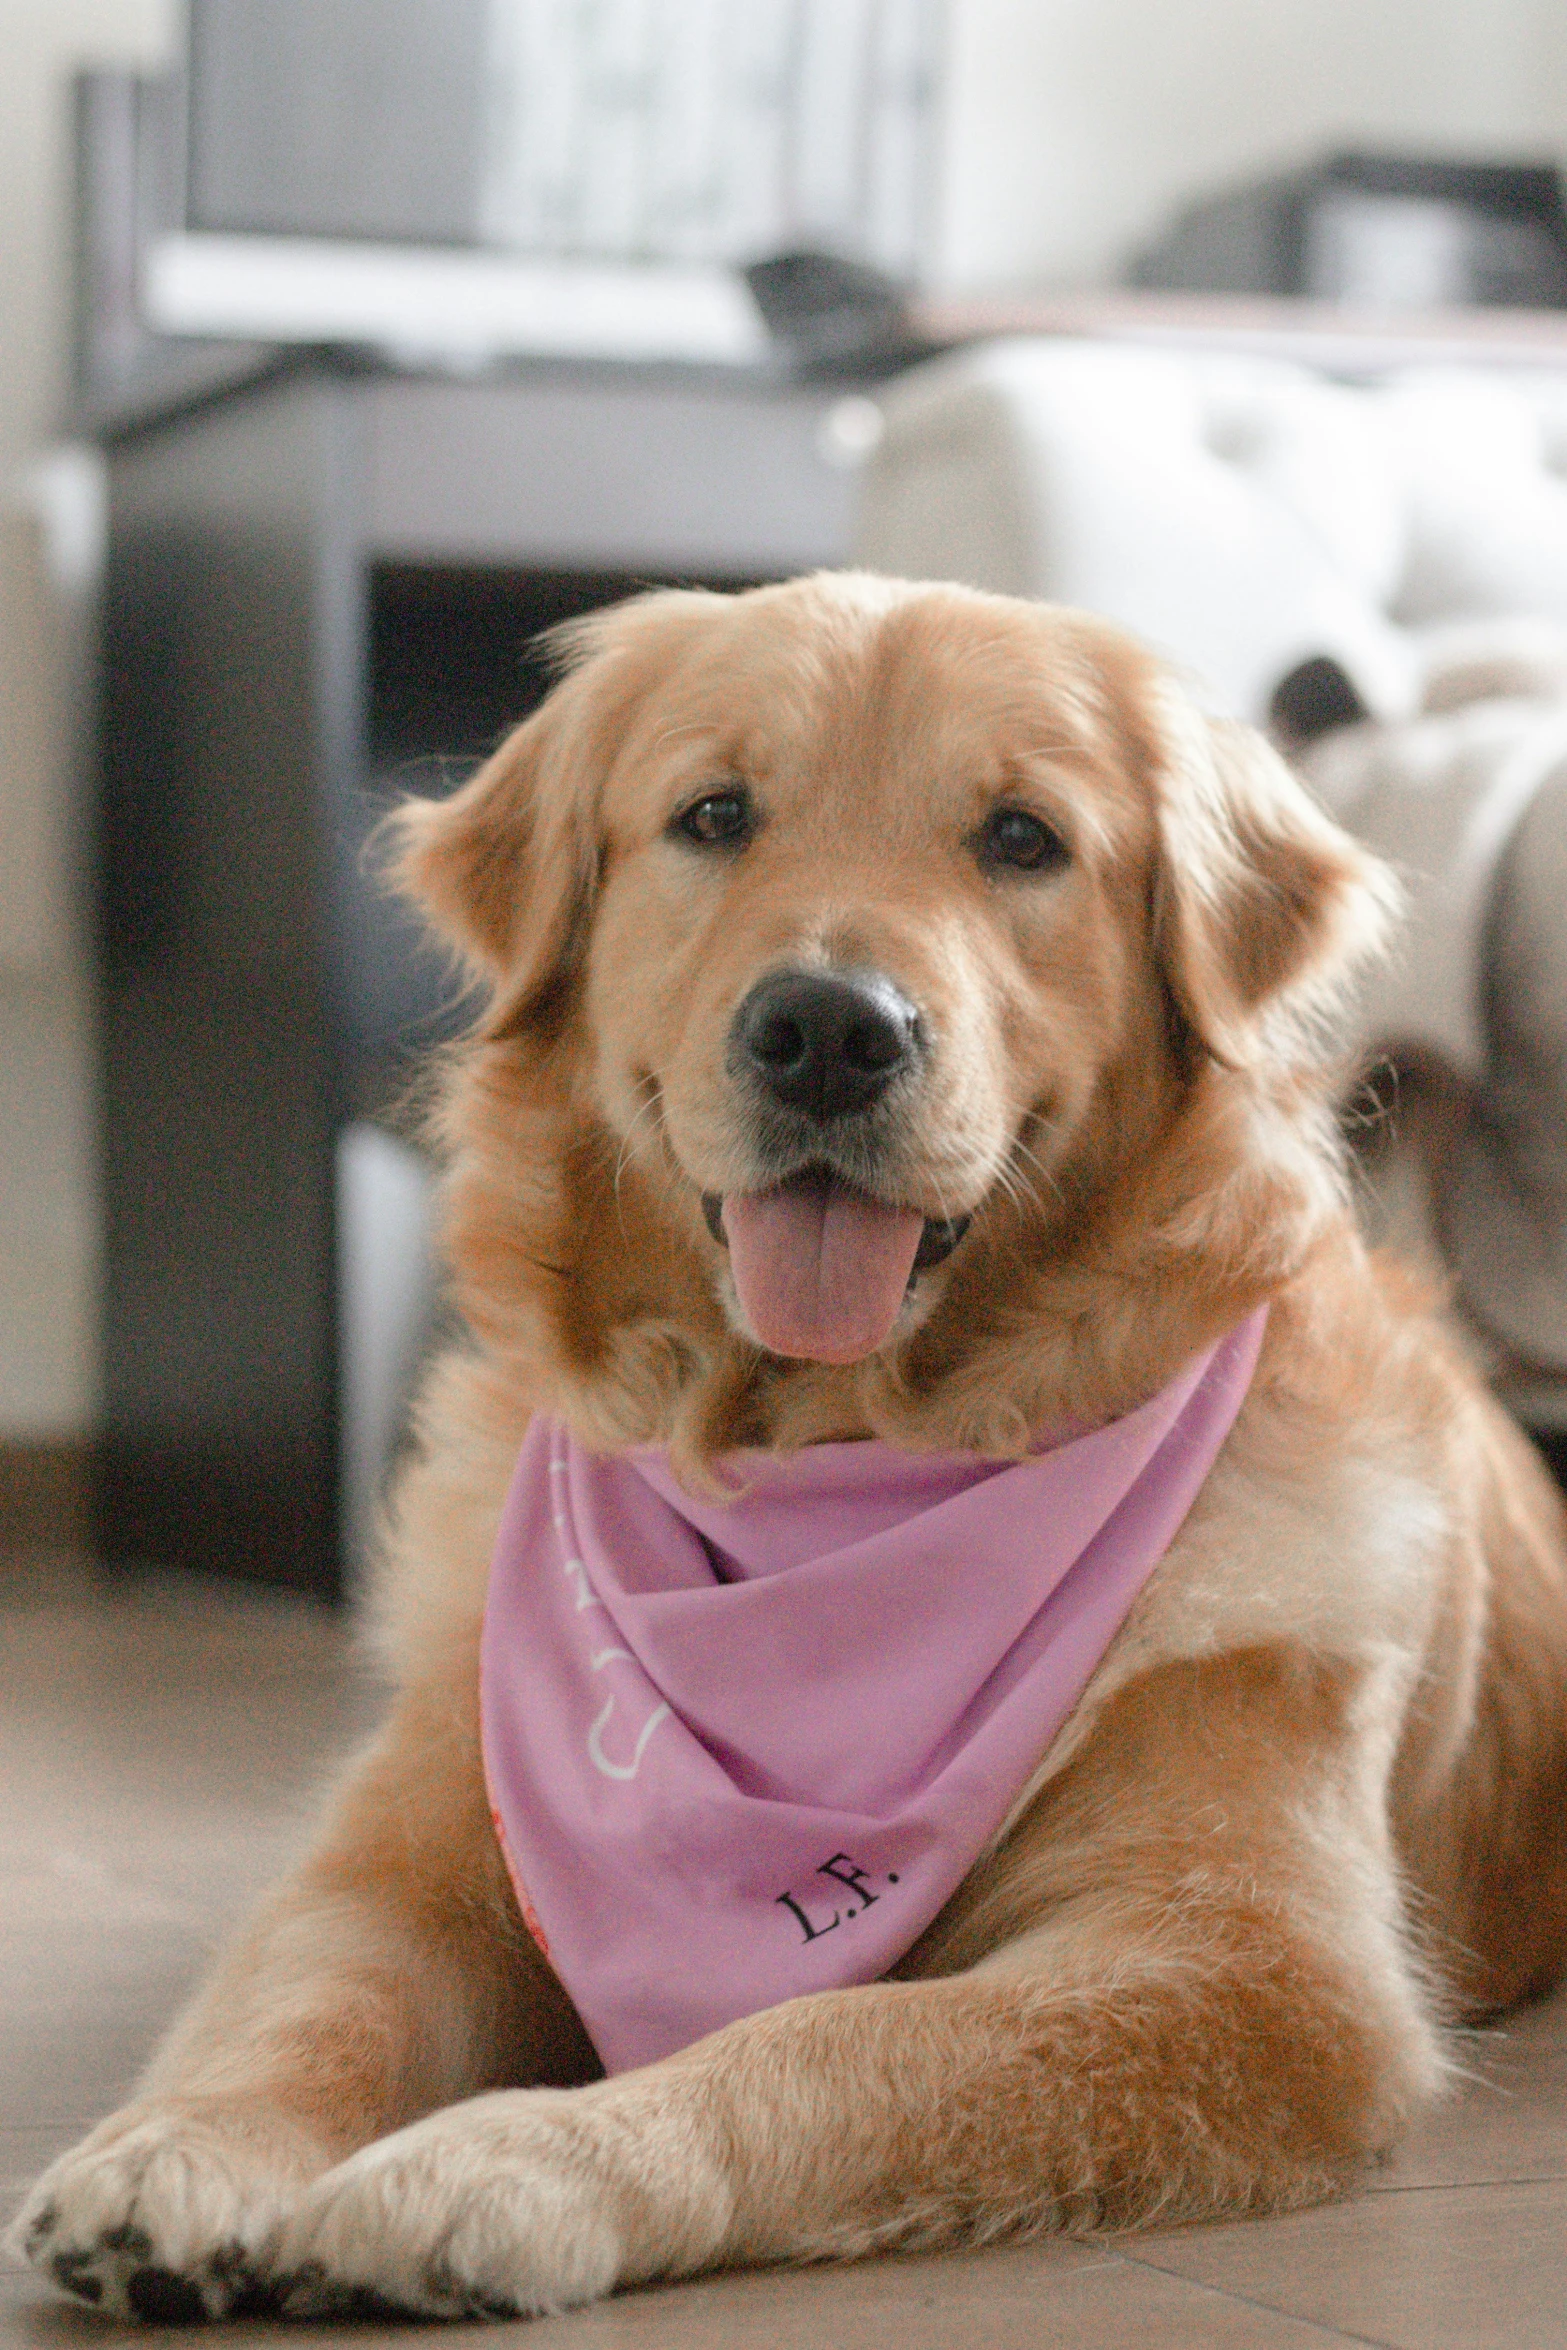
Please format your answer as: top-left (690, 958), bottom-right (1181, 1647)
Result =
top-left (0, 2241), bottom-right (1367, 2349)
top-left (0, 2135), bottom-right (79, 2223)
top-left (0, 1569), bottom-right (373, 2149)
top-left (1131, 2176), bottom-right (1567, 2350)
top-left (1378, 2011), bottom-right (1567, 2191)
top-left (7, 1561), bottom-right (1567, 2349)
top-left (512, 2245), bottom-right (1369, 2348)
top-left (0, 1938), bottom-right (211, 2138)
top-left (1497, 1989), bottom-right (1567, 2058)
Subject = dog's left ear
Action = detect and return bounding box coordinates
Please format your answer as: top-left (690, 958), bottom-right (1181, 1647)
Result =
top-left (1153, 699), bottom-right (1399, 1069)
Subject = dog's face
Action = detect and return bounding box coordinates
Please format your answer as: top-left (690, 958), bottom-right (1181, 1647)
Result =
top-left (397, 575), bottom-right (1393, 1452)
top-left (582, 582), bottom-right (1160, 1366)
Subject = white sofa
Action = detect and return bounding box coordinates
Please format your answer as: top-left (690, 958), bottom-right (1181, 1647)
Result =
top-left (854, 340), bottom-right (1567, 1416)
top-left (856, 339), bottom-right (1567, 724)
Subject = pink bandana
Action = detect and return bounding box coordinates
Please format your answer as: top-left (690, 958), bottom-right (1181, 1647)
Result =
top-left (482, 1311), bottom-right (1266, 2073)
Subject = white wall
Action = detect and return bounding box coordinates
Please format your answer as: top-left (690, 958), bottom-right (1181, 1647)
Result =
top-left (936, 0), bottom-right (1567, 289)
top-left (0, 0), bottom-right (173, 1438)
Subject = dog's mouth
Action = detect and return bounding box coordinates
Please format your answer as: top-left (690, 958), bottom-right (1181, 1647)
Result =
top-left (701, 1169), bottom-right (972, 1364)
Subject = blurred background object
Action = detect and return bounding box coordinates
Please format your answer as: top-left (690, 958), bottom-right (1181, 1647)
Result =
top-left (11, 0), bottom-right (1567, 1593)
top-left (79, 0), bottom-right (942, 391)
top-left (185, 0), bottom-right (941, 275)
top-left (1130, 153), bottom-right (1567, 310)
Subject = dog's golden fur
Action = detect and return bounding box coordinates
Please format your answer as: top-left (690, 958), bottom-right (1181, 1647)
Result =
top-left (16, 573), bottom-right (1567, 2319)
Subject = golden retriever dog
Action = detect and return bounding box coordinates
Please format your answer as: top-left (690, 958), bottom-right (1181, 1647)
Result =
top-left (15, 572), bottom-right (1567, 2324)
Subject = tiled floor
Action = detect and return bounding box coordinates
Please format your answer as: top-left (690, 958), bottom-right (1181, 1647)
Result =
top-left (4, 1558), bottom-right (1566, 2349)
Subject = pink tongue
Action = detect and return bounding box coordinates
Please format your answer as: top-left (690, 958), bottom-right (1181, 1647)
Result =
top-left (721, 1179), bottom-right (926, 1364)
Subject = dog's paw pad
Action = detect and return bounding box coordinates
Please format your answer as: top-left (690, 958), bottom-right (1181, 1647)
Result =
top-left (100, 2221), bottom-right (154, 2262)
top-left (471, 2291), bottom-right (525, 2321)
top-left (23, 2202), bottom-right (59, 2252)
top-left (124, 2267), bottom-right (211, 2326)
top-left (416, 2257), bottom-right (511, 2321)
top-left (48, 2250), bottom-right (104, 2306)
top-left (205, 2240), bottom-right (258, 2292)
top-left (277, 2264), bottom-right (411, 2323)
top-left (276, 2260), bottom-right (348, 2319)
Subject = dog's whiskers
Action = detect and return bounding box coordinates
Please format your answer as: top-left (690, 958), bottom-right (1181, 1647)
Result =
top-left (1009, 1131), bottom-right (1064, 1211)
top-left (982, 1131), bottom-right (1062, 1229)
top-left (612, 1086), bottom-right (673, 1234)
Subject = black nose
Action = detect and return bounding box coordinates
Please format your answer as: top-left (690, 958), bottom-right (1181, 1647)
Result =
top-left (732, 969), bottom-right (921, 1120)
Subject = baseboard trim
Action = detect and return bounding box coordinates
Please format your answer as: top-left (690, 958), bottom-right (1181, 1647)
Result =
top-left (0, 1439), bottom-right (95, 1560)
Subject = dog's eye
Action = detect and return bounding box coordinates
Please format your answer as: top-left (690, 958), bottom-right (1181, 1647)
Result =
top-left (671, 788), bottom-right (754, 849)
top-left (976, 806), bottom-right (1069, 874)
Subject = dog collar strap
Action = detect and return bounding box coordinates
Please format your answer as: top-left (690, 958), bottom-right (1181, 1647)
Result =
top-left (481, 1310), bottom-right (1267, 2073)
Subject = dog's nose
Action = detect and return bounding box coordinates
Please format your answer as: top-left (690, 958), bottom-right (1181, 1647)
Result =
top-left (732, 970), bottom-right (920, 1120)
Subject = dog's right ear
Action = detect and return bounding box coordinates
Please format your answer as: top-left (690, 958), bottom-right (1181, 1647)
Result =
top-left (388, 691), bottom-right (597, 1037)
top-left (388, 589), bottom-right (720, 1036)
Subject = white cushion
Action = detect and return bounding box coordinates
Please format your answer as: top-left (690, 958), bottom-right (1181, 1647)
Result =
top-left (855, 339), bottom-right (1567, 725)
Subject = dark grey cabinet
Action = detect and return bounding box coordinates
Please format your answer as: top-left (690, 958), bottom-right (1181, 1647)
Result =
top-left (98, 361), bottom-right (860, 1596)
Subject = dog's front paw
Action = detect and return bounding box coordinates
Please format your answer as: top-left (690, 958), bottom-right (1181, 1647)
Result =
top-left (273, 2085), bottom-right (727, 2322)
top-left (272, 2092), bottom-right (623, 2321)
top-left (7, 2100), bottom-right (324, 2321)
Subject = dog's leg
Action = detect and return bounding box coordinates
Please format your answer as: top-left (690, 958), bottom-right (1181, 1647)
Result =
top-left (1393, 1391), bottom-right (1567, 2014)
top-left (266, 1646), bottom-right (1445, 2320)
top-left (8, 1681), bottom-right (591, 2322)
